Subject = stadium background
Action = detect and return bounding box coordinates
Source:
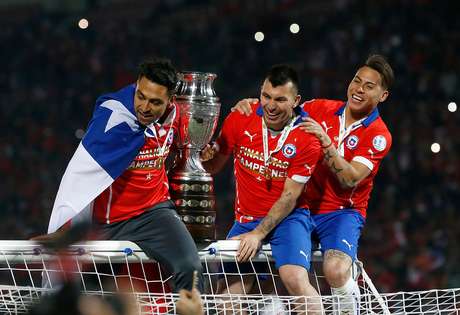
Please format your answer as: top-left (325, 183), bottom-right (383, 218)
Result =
top-left (0, 0), bottom-right (458, 294)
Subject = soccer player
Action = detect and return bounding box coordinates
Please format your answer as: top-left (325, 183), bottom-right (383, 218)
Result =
top-left (233, 55), bottom-right (394, 314)
top-left (202, 64), bottom-right (323, 314)
top-left (37, 58), bottom-right (203, 292)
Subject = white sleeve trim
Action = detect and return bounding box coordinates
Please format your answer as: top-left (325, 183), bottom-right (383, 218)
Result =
top-left (291, 175), bottom-right (310, 184)
top-left (352, 156), bottom-right (374, 171)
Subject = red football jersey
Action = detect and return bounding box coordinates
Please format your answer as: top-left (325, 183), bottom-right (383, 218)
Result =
top-left (216, 103), bottom-right (321, 220)
top-left (93, 104), bottom-right (179, 224)
top-left (299, 99), bottom-right (392, 218)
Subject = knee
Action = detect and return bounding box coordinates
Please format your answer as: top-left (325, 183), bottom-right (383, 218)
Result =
top-left (282, 273), bottom-right (305, 293)
top-left (172, 254), bottom-right (203, 292)
top-left (323, 254), bottom-right (351, 287)
top-left (279, 266), bottom-right (310, 295)
top-left (173, 254), bottom-right (202, 275)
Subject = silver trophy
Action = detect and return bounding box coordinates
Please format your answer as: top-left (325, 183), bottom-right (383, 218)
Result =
top-left (169, 72), bottom-right (220, 242)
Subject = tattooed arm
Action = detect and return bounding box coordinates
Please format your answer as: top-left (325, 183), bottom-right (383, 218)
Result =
top-left (301, 117), bottom-right (371, 189)
top-left (232, 178), bottom-right (305, 262)
top-left (321, 142), bottom-right (371, 189)
top-left (254, 178), bottom-right (304, 236)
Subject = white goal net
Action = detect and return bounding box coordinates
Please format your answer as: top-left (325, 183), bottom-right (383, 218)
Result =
top-left (0, 240), bottom-right (458, 314)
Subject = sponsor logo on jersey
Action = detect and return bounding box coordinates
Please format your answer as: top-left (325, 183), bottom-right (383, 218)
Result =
top-left (321, 121), bottom-right (333, 134)
top-left (282, 143), bottom-right (296, 158)
top-left (372, 135), bottom-right (387, 151)
top-left (346, 135), bottom-right (359, 149)
top-left (244, 130), bottom-right (257, 142)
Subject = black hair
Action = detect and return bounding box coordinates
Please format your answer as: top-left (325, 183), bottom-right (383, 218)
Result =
top-left (364, 54), bottom-right (394, 90)
top-left (138, 58), bottom-right (178, 95)
top-left (265, 64), bottom-right (299, 94)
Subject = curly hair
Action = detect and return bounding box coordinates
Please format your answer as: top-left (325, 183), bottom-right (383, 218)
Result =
top-left (138, 58), bottom-right (178, 95)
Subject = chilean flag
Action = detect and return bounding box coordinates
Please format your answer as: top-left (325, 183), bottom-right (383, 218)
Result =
top-left (48, 84), bottom-right (145, 233)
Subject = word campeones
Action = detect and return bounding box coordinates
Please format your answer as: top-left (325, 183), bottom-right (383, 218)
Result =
top-left (128, 148), bottom-right (168, 169)
top-left (237, 146), bottom-right (289, 178)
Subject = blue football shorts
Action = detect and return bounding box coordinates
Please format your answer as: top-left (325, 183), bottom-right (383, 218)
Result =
top-left (312, 209), bottom-right (365, 260)
top-left (226, 208), bottom-right (315, 271)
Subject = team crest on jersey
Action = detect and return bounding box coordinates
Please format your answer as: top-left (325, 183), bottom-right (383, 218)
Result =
top-left (372, 135), bottom-right (386, 151)
top-left (282, 143), bottom-right (296, 158)
top-left (346, 135), bottom-right (359, 150)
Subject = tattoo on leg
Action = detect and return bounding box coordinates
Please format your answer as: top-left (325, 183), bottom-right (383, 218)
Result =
top-left (325, 249), bottom-right (352, 263)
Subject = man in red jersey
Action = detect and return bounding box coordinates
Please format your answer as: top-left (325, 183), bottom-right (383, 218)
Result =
top-left (38, 58), bottom-right (203, 292)
top-left (203, 65), bottom-right (323, 314)
top-left (233, 55), bottom-right (394, 314)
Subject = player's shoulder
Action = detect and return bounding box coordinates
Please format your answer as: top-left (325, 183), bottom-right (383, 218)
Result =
top-left (302, 98), bottom-right (344, 106)
top-left (96, 84), bottom-right (136, 107)
top-left (224, 103), bottom-right (260, 127)
top-left (367, 116), bottom-right (392, 139)
top-left (362, 117), bottom-right (392, 152)
top-left (301, 98), bottom-right (345, 113)
top-left (291, 127), bottom-right (322, 150)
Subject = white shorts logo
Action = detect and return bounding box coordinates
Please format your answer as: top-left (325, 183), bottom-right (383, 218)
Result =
top-left (372, 135), bottom-right (387, 152)
top-left (282, 143), bottom-right (296, 158)
top-left (346, 135), bottom-right (359, 150)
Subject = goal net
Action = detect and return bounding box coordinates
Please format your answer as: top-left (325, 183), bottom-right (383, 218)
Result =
top-left (0, 240), bottom-right (458, 314)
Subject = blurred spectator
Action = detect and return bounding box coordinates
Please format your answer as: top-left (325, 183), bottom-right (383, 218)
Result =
top-left (176, 288), bottom-right (204, 315)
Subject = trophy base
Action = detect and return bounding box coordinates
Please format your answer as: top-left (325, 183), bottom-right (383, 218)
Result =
top-left (169, 174), bottom-right (216, 243)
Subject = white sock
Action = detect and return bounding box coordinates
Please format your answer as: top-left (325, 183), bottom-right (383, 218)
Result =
top-left (331, 276), bottom-right (360, 315)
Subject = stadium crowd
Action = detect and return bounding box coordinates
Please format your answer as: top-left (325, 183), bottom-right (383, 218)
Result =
top-left (0, 0), bottom-right (458, 293)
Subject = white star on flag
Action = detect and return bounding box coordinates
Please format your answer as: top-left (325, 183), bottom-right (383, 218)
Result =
top-left (101, 100), bottom-right (139, 133)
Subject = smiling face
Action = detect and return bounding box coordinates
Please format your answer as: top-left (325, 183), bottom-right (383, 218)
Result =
top-left (134, 76), bottom-right (172, 126)
top-left (346, 66), bottom-right (389, 117)
top-left (259, 79), bottom-right (301, 131)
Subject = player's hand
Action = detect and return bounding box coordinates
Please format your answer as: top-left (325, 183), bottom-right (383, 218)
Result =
top-left (231, 98), bottom-right (258, 116)
top-left (30, 230), bottom-right (66, 242)
top-left (200, 143), bottom-right (217, 162)
top-left (78, 296), bottom-right (118, 315)
top-left (299, 117), bottom-right (332, 148)
top-left (231, 231), bottom-right (264, 262)
top-left (176, 288), bottom-right (203, 315)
